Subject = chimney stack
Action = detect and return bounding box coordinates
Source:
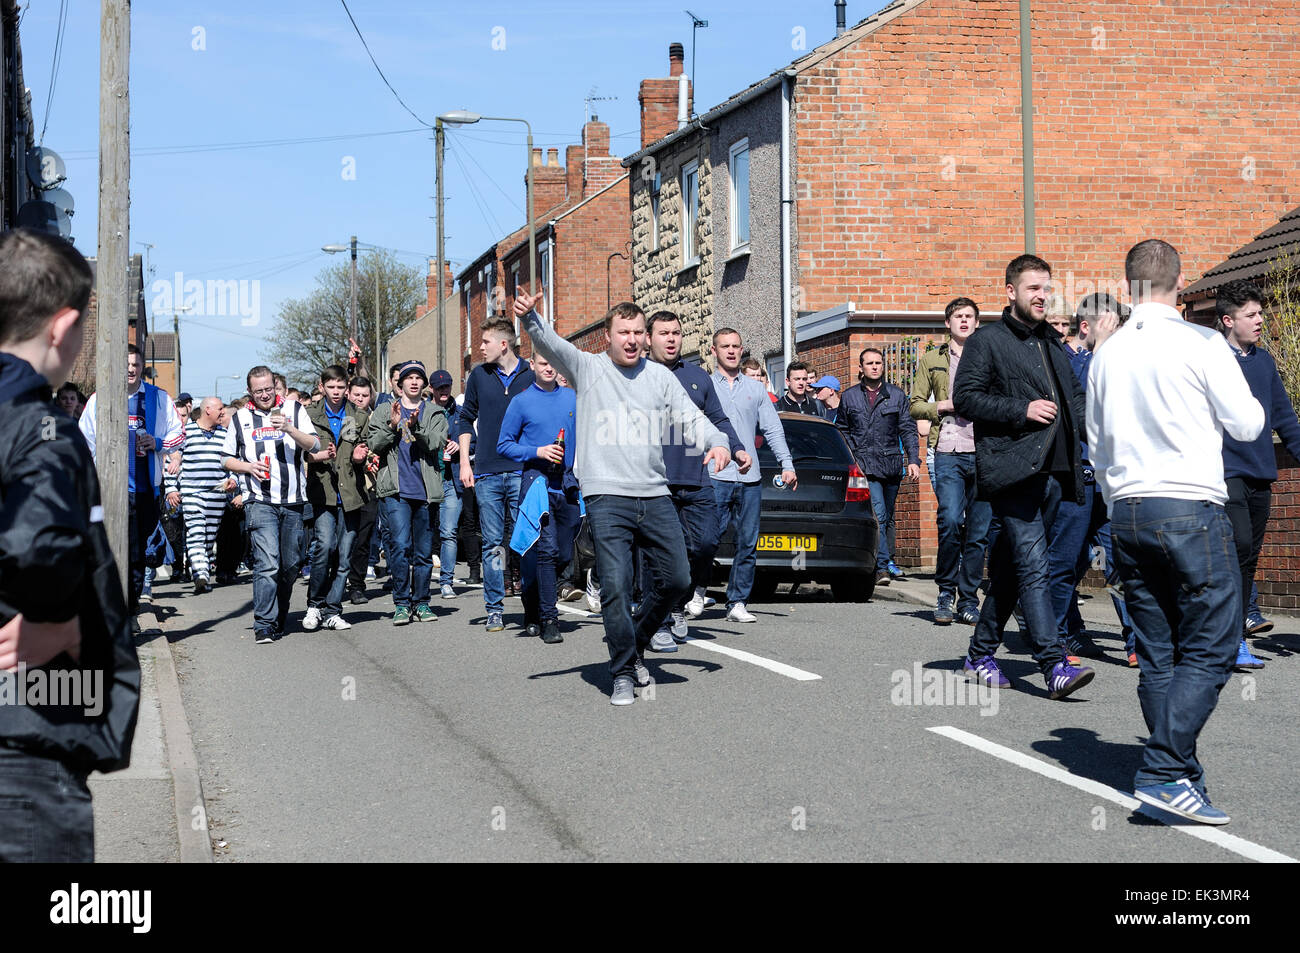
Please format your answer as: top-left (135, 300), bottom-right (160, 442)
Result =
top-left (529, 145), bottom-right (568, 218)
top-left (835, 0), bottom-right (847, 37)
top-left (640, 42), bottom-right (693, 148)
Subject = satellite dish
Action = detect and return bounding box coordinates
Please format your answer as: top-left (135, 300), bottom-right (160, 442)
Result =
top-left (44, 187), bottom-right (74, 217)
top-left (26, 147), bottom-right (67, 190)
top-left (17, 200), bottom-right (59, 234)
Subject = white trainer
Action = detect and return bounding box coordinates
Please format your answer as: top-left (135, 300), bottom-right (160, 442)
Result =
top-left (585, 569), bottom-right (602, 613)
top-left (302, 607), bottom-right (323, 631)
top-left (726, 603), bottom-right (757, 623)
top-left (684, 588), bottom-right (707, 619)
top-left (670, 611), bottom-right (689, 641)
top-left (322, 614), bottom-right (352, 630)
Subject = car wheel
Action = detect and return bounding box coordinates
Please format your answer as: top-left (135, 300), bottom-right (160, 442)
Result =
top-left (830, 574), bottom-right (873, 602)
top-left (750, 574), bottom-right (779, 603)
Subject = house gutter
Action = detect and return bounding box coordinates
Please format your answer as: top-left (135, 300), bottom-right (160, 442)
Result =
top-left (781, 70), bottom-right (794, 373)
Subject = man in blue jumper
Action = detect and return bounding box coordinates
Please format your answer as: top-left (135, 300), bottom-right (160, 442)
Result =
top-left (457, 318), bottom-right (534, 632)
top-left (644, 311), bottom-right (749, 650)
top-left (1217, 279), bottom-right (1300, 671)
top-left (499, 352), bottom-right (578, 644)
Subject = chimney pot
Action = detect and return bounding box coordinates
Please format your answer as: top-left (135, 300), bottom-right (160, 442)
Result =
top-left (669, 42), bottom-right (684, 76)
top-left (546, 148), bottom-right (559, 167)
top-left (531, 147), bottom-right (543, 166)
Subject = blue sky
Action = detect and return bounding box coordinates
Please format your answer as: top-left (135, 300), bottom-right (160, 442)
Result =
top-left (22, 0), bottom-right (877, 399)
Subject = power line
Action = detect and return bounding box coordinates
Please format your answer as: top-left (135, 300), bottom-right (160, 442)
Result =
top-left (39, 0), bottom-right (69, 145)
top-left (447, 133), bottom-right (525, 216)
top-left (61, 127), bottom-right (426, 160)
top-left (337, 0), bottom-right (431, 128)
top-left (446, 140), bottom-right (505, 238)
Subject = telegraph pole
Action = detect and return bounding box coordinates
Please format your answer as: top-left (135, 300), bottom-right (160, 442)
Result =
top-left (435, 119), bottom-right (446, 375)
top-left (97, 0), bottom-right (131, 589)
top-left (349, 235), bottom-right (359, 348)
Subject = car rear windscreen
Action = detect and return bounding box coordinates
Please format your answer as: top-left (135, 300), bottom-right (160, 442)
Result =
top-left (755, 417), bottom-right (855, 468)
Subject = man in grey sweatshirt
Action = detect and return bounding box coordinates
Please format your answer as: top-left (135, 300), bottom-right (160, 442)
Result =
top-left (514, 291), bottom-right (731, 706)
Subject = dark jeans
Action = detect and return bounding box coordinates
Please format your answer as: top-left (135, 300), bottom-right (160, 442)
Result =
top-left (308, 506), bottom-right (360, 617)
top-left (347, 499), bottom-right (378, 591)
top-left (381, 496), bottom-right (434, 608)
top-left (586, 494), bottom-right (691, 680)
top-left (520, 477), bottom-right (581, 624)
top-left (968, 473), bottom-right (1066, 676)
top-left (1110, 497), bottom-right (1239, 791)
top-left (458, 483), bottom-right (482, 573)
top-left (866, 475), bottom-right (901, 570)
top-left (437, 477), bottom-right (463, 587)
top-left (638, 484), bottom-right (720, 612)
top-left (0, 747), bottom-right (93, 862)
top-left (245, 501), bottom-right (305, 638)
top-left (1047, 482), bottom-right (1099, 638)
top-left (215, 504), bottom-right (247, 577)
top-left (475, 472), bottom-right (522, 614)
top-left (932, 451), bottom-right (991, 611)
top-left (127, 488), bottom-right (159, 614)
top-left (712, 479), bottom-right (762, 606)
top-left (1225, 476), bottom-right (1271, 631)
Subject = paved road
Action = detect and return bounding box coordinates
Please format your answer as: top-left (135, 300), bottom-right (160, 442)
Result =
top-left (160, 571), bottom-right (1300, 862)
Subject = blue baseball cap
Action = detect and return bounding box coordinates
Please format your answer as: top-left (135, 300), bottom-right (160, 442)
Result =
top-left (430, 369), bottom-right (453, 389)
top-left (813, 375), bottom-right (841, 392)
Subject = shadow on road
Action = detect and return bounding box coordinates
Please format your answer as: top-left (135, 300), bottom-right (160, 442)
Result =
top-left (1030, 727), bottom-right (1145, 792)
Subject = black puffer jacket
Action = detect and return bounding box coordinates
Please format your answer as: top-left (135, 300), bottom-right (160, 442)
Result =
top-left (951, 307), bottom-right (1085, 502)
top-left (0, 353), bottom-right (140, 773)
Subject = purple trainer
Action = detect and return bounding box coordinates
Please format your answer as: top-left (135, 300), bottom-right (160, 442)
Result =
top-left (1047, 659), bottom-right (1095, 700)
top-left (963, 655), bottom-right (1010, 689)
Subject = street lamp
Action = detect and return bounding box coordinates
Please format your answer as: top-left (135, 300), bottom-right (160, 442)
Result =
top-left (438, 110), bottom-right (537, 307)
top-left (215, 374), bottom-right (242, 401)
top-left (323, 239), bottom-right (382, 380)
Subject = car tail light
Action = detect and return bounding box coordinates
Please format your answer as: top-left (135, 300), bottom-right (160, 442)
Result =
top-left (847, 464), bottom-right (871, 502)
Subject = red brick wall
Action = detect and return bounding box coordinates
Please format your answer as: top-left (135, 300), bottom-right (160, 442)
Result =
top-left (568, 321), bottom-right (609, 355)
top-left (792, 0), bottom-right (1300, 319)
top-left (552, 175), bottom-right (631, 339)
top-left (1257, 445), bottom-right (1300, 611)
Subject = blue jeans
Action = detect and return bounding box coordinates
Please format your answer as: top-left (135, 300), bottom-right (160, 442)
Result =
top-left (520, 475), bottom-right (581, 625)
top-left (1091, 519), bottom-right (1141, 655)
top-left (637, 484), bottom-right (721, 611)
top-left (308, 505), bottom-right (359, 617)
top-left (586, 494), bottom-right (691, 680)
top-left (438, 476), bottom-right (463, 587)
top-left (1110, 498), bottom-right (1239, 791)
top-left (866, 475), bottom-right (901, 570)
top-left (475, 471), bottom-right (522, 614)
top-left (245, 501), bottom-right (305, 638)
top-left (381, 496), bottom-right (434, 608)
top-left (933, 452), bottom-right (991, 611)
top-left (1048, 483), bottom-right (1096, 638)
top-left (968, 473), bottom-right (1065, 676)
top-left (712, 479), bottom-right (762, 606)
top-left (0, 747), bottom-right (93, 862)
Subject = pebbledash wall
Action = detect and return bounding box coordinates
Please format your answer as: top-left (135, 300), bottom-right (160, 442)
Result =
top-left (781, 0), bottom-right (1300, 599)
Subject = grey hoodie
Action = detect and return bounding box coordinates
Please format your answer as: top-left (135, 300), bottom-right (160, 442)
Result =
top-left (522, 309), bottom-right (727, 498)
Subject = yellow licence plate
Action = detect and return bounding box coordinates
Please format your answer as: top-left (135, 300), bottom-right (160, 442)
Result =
top-left (757, 534), bottom-right (819, 552)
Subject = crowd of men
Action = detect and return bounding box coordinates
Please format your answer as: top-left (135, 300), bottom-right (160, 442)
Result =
top-left (0, 226), bottom-right (1291, 862)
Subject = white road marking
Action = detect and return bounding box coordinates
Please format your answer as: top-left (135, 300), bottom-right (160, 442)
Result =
top-left (555, 606), bottom-right (822, 681)
top-left (928, 726), bottom-right (1297, 864)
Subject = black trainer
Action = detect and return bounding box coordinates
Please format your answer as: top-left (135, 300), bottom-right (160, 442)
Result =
top-left (541, 620), bottom-right (563, 644)
top-left (934, 594), bottom-right (954, 625)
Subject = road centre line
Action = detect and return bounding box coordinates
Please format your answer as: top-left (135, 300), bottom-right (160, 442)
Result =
top-left (928, 726), bottom-right (1297, 864)
top-left (555, 605), bottom-right (822, 681)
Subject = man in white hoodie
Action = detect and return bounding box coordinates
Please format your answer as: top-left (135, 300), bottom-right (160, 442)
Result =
top-left (1088, 239), bottom-right (1264, 827)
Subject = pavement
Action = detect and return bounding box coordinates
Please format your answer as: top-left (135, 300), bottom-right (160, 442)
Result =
top-left (123, 564), bottom-right (1300, 863)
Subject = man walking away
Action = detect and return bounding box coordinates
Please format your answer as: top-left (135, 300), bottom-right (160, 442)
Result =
top-left (366, 361), bottom-right (448, 626)
top-left (517, 292), bottom-right (730, 705)
top-left (843, 346), bottom-right (920, 586)
top-left (457, 320), bottom-right (534, 632)
top-left (710, 329), bottom-right (796, 623)
top-left (1215, 279), bottom-right (1300, 672)
top-left (952, 254), bottom-right (1095, 700)
top-left (0, 229), bottom-right (140, 861)
top-left (303, 365), bottom-right (371, 631)
top-left (165, 396), bottom-right (231, 593)
top-left (498, 353), bottom-right (578, 643)
top-left (910, 298), bottom-right (990, 623)
top-left (221, 366), bottom-right (319, 643)
top-left (1090, 240), bottom-right (1263, 824)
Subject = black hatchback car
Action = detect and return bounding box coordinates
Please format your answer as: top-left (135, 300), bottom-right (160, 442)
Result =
top-left (711, 411), bottom-right (880, 601)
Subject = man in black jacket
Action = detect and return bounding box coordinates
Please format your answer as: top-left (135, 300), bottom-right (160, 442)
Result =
top-left (0, 229), bottom-right (140, 861)
top-left (952, 254), bottom-right (1095, 700)
top-left (774, 360), bottom-right (829, 418)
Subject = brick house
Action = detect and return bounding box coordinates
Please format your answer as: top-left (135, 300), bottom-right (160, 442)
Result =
top-left (625, 0), bottom-right (1300, 570)
top-left (456, 120), bottom-right (630, 374)
top-left (386, 259), bottom-right (462, 389)
top-left (71, 253), bottom-right (148, 395)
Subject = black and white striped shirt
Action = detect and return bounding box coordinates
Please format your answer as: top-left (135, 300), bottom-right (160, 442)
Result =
top-left (165, 423), bottom-right (229, 495)
top-left (222, 401), bottom-right (318, 505)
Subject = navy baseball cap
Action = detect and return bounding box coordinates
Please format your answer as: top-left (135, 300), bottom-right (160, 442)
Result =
top-left (430, 369), bottom-right (453, 389)
top-left (176, 392), bottom-right (193, 404)
top-left (397, 360), bottom-right (428, 383)
top-left (813, 376), bottom-right (841, 392)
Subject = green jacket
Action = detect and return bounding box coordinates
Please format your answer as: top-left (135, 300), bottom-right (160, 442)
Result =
top-left (908, 340), bottom-right (952, 451)
top-left (366, 399), bottom-right (448, 503)
top-left (305, 401), bottom-right (372, 512)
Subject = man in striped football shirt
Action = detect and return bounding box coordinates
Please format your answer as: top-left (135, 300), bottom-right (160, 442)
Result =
top-left (222, 365), bottom-right (320, 644)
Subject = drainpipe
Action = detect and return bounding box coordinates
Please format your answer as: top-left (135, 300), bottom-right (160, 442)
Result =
top-left (1019, 0), bottom-right (1036, 253)
top-left (780, 71), bottom-right (794, 373)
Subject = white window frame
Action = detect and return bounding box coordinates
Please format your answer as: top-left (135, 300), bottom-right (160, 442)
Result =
top-left (650, 173), bottom-right (662, 251)
top-left (539, 240), bottom-right (554, 321)
top-left (728, 138), bottom-right (751, 253)
top-left (509, 262), bottom-right (521, 334)
top-left (485, 261), bottom-right (497, 314)
top-left (681, 160), bottom-right (700, 268)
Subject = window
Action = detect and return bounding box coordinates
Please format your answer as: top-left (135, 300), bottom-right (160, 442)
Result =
top-left (681, 160), bottom-right (699, 267)
top-left (729, 139), bottom-right (751, 252)
top-left (538, 242), bottom-right (553, 319)
top-left (650, 173), bottom-right (662, 251)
